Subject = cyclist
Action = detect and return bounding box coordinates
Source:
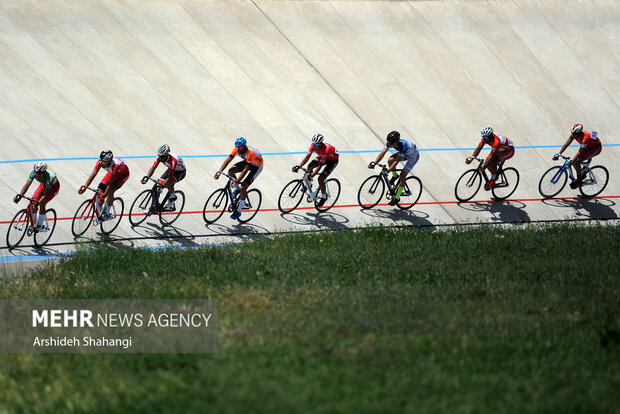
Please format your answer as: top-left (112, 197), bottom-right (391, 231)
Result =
top-left (368, 130), bottom-right (420, 206)
top-left (292, 133), bottom-right (339, 207)
top-left (78, 150), bottom-right (130, 220)
top-left (215, 137), bottom-right (263, 220)
top-left (13, 161), bottom-right (61, 231)
top-left (466, 125), bottom-right (515, 190)
top-left (141, 144), bottom-right (186, 211)
top-left (554, 123), bottom-right (602, 189)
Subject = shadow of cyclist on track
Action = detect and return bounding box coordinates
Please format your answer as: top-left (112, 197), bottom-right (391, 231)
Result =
top-left (457, 200), bottom-right (530, 223)
top-left (542, 197), bottom-right (617, 220)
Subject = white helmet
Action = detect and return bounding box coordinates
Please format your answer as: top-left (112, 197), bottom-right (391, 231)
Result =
top-left (100, 150), bottom-right (113, 163)
top-left (480, 125), bottom-right (493, 138)
top-left (33, 161), bottom-right (47, 173)
top-left (158, 144), bottom-right (170, 157)
top-left (312, 133), bottom-right (324, 145)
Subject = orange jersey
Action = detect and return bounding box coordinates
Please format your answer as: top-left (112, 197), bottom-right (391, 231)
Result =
top-left (230, 146), bottom-right (263, 167)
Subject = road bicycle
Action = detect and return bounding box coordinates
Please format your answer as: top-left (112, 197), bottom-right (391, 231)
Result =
top-left (203, 172), bottom-right (262, 224)
top-left (71, 187), bottom-right (124, 237)
top-left (129, 177), bottom-right (186, 227)
top-left (278, 166), bottom-right (341, 214)
top-left (357, 163), bottom-right (423, 210)
top-left (454, 158), bottom-right (519, 202)
top-left (6, 196), bottom-right (57, 249)
top-left (538, 154), bottom-right (609, 199)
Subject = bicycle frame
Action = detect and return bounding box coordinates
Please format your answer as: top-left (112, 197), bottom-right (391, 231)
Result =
top-left (549, 155), bottom-right (591, 185)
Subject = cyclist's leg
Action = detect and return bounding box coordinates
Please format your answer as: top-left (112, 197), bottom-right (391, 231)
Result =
top-left (106, 165), bottom-right (130, 207)
top-left (36, 181), bottom-right (60, 227)
top-left (318, 159), bottom-right (338, 195)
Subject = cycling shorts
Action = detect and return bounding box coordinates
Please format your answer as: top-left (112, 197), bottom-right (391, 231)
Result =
top-left (161, 168), bottom-right (186, 184)
top-left (100, 164), bottom-right (130, 189)
top-left (310, 158), bottom-right (339, 178)
top-left (234, 160), bottom-right (263, 185)
top-left (33, 179), bottom-right (60, 203)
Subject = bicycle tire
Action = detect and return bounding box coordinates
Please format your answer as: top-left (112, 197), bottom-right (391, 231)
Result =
top-left (278, 179), bottom-right (305, 214)
top-left (579, 165), bottom-right (609, 198)
top-left (160, 190), bottom-right (185, 226)
top-left (100, 197), bottom-right (124, 235)
top-left (129, 189), bottom-right (153, 227)
top-left (237, 189), bottom-right (262, 223)
top-left (455, 169), bottom-right (482, 202)
top-left (6, 209), bottom-right (29, 249)
top-left (71, 199), bottom-right (95, 237)
top-left (203, 188), bottom-right (228, 224)
top-left (397, 176), bottom-right (423, 210)
top-left (358, 175), bottom-right (385, 209)
top-left (538, 166), bottom-right (567, 199)
top-left (315, 178), bottom-right (341, 213)
top-left (492, 167), bottom-right (519, 201)
top-left (34, 208), bottom-right (57, 247)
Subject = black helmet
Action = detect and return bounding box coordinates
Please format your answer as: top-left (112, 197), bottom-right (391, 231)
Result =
top-left (99, 150), bottom-right (113, 163)
top-left (386, 131), bottom-right (400, 144)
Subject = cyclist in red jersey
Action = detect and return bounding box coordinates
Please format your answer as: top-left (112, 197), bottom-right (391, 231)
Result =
top-left (554, 123), bottom-right (602, 189)
top-left (78, 150), bottom-right (130, 220)
top-left (215, 137), bottom-right (263, 220)
top-left (466, 125), bottom-right (515, 190)
top-left (292, 133), bottom-right (339, 207)
top-left (141, 144), bottom-right (186, 211)
top-left (13, 161), bottom-right (61, 231)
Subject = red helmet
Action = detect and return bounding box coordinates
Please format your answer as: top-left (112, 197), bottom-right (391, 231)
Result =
top-left (571, 124), bottom-right (583, 135)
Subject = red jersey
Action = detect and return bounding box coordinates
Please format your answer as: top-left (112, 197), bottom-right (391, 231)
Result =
top-left (153, 152), bottom-right (186, 172)
top-left (94, 157), bottom-right (126, 176)
top-left (480, 133), bottom-right (513, 152)
top-left (575, 131), bottom-right (600, 148)
top-left (308, 142), bottom-right (339, 163)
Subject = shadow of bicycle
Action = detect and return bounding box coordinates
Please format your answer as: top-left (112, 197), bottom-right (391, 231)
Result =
top-left (278, 210), bottom-right (350, 229)
top-left (457, 200), bottom-right (531, 223)
top-left (541, 197), bottom-right (617, 220)
top-left (359, 207), bottom-right (434, 227)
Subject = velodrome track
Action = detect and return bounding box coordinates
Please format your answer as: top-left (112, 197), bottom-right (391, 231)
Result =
top-left (1, 0), bottom-right (619, 265)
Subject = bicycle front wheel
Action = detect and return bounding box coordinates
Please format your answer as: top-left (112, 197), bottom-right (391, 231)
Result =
top-left (492, 167), bottom-right (519, 201)
top-left (455, 169), bottom-right (482, 202)
top-left (278, 179), bottom-right (304, 214)
top-left (34, 209), bottom-right (57, 247)
top-left (160, 191), bottom-right (185, 226)
top-left (6, 209), bottom-right (29, 249)
top-left (129, 189), bottom-right (153, 227)
top-left (238, 189), bottom-right (262, 223)
top-left (358, 175), bottom-right (385, 209)
top-left (203, 188), bottom-right (228, 224)
top-left (315, 178), bottom-right (341, 213)
top-left (71, 199), bottom-right (95, 237)
top-left (397, 176), bottom-right (423, 210)
top-left (100, 198), bottom-right (124, 235)
top-left (538, 166), bottom-right (567, 198)
top-left (579, 166), bottom-right (609, 198)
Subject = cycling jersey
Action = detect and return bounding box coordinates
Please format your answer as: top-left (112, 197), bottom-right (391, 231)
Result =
top-left (575, 131), bottom-right (601, 148)
top-left (94, 157), bottom-right (127, 176)
top-left (153, 152), bottom-right (186, 172)
top-left (308, 143), bottom-right (339, 163)
top-left (481, 133), bottom-right (514, 152)
top-left (386, 138), bottom-right (417, 159)
top-left (231, 146), bottom-right (263, 167)
top-left (28, 170), bottom-right (58, 188)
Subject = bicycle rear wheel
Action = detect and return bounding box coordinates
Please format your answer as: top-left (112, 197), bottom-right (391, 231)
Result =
top-left (455, 169), bottom-right (482, 202)
top-left (315, 178), bottom-right (341, 213)
top-left (397, 176), bottom-right (423, 210)
top-left (538, 166), bottom-right (567, 198)
top-left (492, 167), bottom-right (519, 201)
top-left (579, 166), bottom-right (609, 198)
top-left (100, 198), bottom-right (124, 235)
top-left (203, 188), bottom-right (228, 224)
top-left (129, 189), bottom-right (153, 227)
top-left (34, 209), bottom-right (57, 247)
top-left (237, 189), bottom-right (262, 223)
top-left (160, 191), bottom-right (185, 226)
top-left (6, 209), bottom-right (28, 249)
top-left (278, 179), bottom-right (304, 214)
top-left (358, 175), bottom-right (385, 209)
top-left (71, 199), bottom-right (95, 237)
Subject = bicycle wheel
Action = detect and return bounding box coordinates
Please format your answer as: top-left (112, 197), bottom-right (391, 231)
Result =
top-left (34, 209), bottom-right (57, 247)
top-left (538, 166), bottom-right (567, 198)
top-left (579, 166), bottom-right (609, 198)
top-left (237, 189), bottom-right (262, 223)
top-left (6, 209), bottom-right (29, 249)
top-left (129, 189), bottom-right (153, 227)
top-left (203, 188), bottom-right (228, 224)
top-left (397, 176), bottom-right (423, 210)
top-left (160, 190), bottom-right (185, 226)
top-left (358, 175), bottom-right (385, 209)
top-left (278, 179), bottom-right (305, 214)
top-left (455, 169), bottom-right (482, 202)
top-left (100, 198), bottom-right (124, 235)
top-left (492, 167), bottom-right (519, 201)
top-left (71, 199), bottom-right (95, 237)
top-left (315, 178), bottom-right (341, 213)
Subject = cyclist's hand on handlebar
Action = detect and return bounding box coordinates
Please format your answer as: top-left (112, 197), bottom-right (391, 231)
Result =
top-left (292, 165), bottom-right (300, 173)
top-left (78, 185), bottom-right (87, 195)
top-left (141, 176), bottom-right (149, 185)
top-left (368, 162), bottom-right (376, 169)
top-left (13, 194), bottom-right (21, 204)
top-left (465, 157), bottom-right (473, 165)
top-left (214, 171), bottom-right (221, 180)
top-left (552, 153), bottom-right (560, 161)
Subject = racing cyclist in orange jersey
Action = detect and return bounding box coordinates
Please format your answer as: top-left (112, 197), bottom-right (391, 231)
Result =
top-left (215, 137), bottom-right (263, 220)
top-left (13, 161), bottom-right (61, 231)
top-left (554, 123), bottom-right (603, 189)
top-left (466, 125), bottom-right (515, 190)
top-left (141, 144), bottom-right (186, 211)
top-left (292, 133), bottom-right (339, 207)
top-left (78, 150), bottom-right (130, 220)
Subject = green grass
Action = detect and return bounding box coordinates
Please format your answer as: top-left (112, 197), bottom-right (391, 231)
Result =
top-left (1, 224), bottom-right (619, 413)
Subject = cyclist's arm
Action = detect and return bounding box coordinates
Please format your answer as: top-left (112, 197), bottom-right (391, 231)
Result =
top-left (18, 179), bottom-right (33, 197)
top-left (297, 153), bottom-right (311, 168)
top-left (83, 169), bottom-right (98, 189)
top-left (145, 163), bottom-right (157, 179)
top-left (218, 155), bottom-right (234, 174)
top-left (372, 147), bottom-right (388, 166)
top-left (558, 136), bottom-right (573, 155)
top-left (237, 163), bottom-right (251, 183)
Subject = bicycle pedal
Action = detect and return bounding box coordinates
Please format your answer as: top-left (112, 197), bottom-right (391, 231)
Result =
top-left (242, 203), bottom-right (252, 210)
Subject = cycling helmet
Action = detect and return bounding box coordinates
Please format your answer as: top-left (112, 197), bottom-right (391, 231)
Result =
top-left (234, 137), bottom-right (247, 147)
top-left (480, 125), bottom-right (493, 138)
top-left (386, 130), bottom-right (400, 144)
top-left (157, 144), bottom-right (170, 157)
top-left (571, 123), bottom-right (583, 135)
top-left (312, 133), bottom-right (324, 145)
top-left (99, 150), bottom-right (113, 163)
top-left (33, 161), bottom-right (47, 173)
